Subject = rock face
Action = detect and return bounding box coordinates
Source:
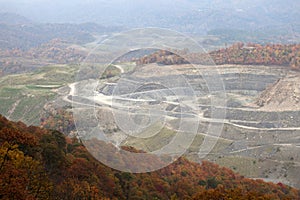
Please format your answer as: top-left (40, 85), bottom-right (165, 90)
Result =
top-left (256, 72), bottom-right (300, 111)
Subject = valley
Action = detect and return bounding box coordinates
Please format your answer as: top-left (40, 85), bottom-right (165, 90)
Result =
top-left (1, 39), bottom-right (299, 187)
top-left (1, 2), bottom-right (300, 199)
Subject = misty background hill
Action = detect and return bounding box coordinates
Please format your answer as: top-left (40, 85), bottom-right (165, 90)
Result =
top-left (0, 13), bottom-right (121, 49)
top-left (1, 0), bottom-right (300, 31)
top-left (0, 0), bottom-right (299, 49)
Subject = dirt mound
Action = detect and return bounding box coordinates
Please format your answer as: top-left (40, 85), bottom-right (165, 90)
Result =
top-left (255, 72), bottom-right (300, 111)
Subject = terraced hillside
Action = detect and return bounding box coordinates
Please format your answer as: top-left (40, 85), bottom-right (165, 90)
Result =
top-left (0, 64), bottom-right (78, 125)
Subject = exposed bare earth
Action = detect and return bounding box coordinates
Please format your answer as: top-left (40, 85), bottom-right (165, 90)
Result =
top-left (256, 71), bottom-right (300, 111)
top-left (69, 63), bottom-right (300, 188)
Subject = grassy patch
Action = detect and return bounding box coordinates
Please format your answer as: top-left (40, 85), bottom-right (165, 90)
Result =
top-left (26, 85), bottom-right (62, 90)
top-left (215, 156), bottom-right (260, 177)
top-left (122, 125), bottom-right (176, 152)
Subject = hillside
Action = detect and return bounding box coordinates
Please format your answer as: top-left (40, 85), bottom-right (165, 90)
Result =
top-left (135, 43), bottom-right (300, 70)
top-left (0, 13), bottom-right (32, 25)
top-left (0, 13), bottom-right (121, 50)
top-left (256, 72), bottom-right (300, 111)
top-left (2, 1), bottom-right (300, 37)
top-left (1, 115), bottom-right (299, 199)
top-left (0, 39), bottom-right (87, 76)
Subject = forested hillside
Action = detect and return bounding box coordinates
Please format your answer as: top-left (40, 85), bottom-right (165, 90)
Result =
top-left (0, 115), bottom-right (299, 199)
top-left (0, 39), bottom-right (87, 76)
top-left (136, 43), bottom-right (300, 70)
